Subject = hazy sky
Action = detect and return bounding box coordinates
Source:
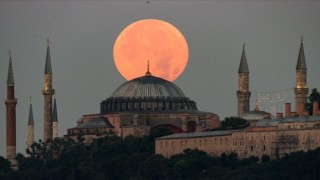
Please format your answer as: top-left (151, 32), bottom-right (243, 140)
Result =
top-left (0, 1), bottom-right (320, 156)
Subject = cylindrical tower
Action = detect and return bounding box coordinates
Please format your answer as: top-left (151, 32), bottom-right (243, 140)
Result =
top-left (5, 50), bottom-right (17, 160)
top-left (294, 37), bottom-right (308, 111)
top-left (52, 97), bottom-right (58, 139)
top-left (42, 39), bottom-right (55, 141)
top-left (237, 44), bottom-right (251, 117)
top-left (27, 96), bottom-right (34, 150)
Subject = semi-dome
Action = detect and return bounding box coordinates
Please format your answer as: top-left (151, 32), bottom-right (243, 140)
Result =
top-left (100, 72), bottom-right (198, 113)
top-left (78, 117), bottom-right (113, 128)
top-left (111, 75), bottom-right (186, 98)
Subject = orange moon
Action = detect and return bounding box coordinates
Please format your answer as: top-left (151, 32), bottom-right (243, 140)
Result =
top-left (113, 19), bottom-right (189, 81)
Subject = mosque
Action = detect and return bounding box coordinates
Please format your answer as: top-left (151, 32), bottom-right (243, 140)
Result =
top-left (65, 62), bottom-right (220, 142)
top-left (4, 36), bottom-right (319, 163)
top-left (3, 38), bottom-right (219, 164)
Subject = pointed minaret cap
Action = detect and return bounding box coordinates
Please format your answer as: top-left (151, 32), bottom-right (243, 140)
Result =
top-left (28, 96), bottom-right (34, 126)
top-left (45, 38), bottom-right (52, 74)
top-left (238, 43), bottom-right (249, 73)
top-left (52, 95), bottom-right (58, 122)
top-left (296, 36), bottom-right (307, 70)
top-left (145, 60), bottom-right (152, 76)
top-left (7, 50), bottom-right (14, 85)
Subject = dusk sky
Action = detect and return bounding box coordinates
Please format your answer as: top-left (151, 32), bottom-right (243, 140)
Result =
top-left (1, 1), bottom-right (320, 156)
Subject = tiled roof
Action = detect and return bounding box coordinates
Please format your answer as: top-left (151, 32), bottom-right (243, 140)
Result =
top-left (157, 130), bottom-right (232, 140)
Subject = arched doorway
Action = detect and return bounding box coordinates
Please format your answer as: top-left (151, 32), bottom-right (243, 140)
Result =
top-left (187, 121), bottom-right (197, 132)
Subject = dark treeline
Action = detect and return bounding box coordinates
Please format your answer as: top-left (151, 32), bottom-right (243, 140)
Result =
top-left (1, 129), bottom-right (320, 180)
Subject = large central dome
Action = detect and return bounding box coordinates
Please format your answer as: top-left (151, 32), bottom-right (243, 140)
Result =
top-left (111, 75), bottom-right (186, 98)
top-left (100, 73), bottom-right (198, 113)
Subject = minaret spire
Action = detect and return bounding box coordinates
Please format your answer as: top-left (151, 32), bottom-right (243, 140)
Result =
top-left (27, 96), bottom-right (34, 151)
top-left (238, 43), bottom-right (249, 73)
top-left (7, 50), bottom-right (14, 85)
top-left (296, 36), bottom-right (307, 70)
top-left (5, 50), bottom-right (17, 164)
top-left (28, 96), bottom-right (34, 125)
top-left (52, 95), bottom-right (58, 139)
top-left (237, 43), bottom-right (251, 117)
top-left (45, 38), bottom-right (52, 74)
top-left (43, 39), bottom-right (55, 141)
top-left (145, 60), bottom-right (152, 76)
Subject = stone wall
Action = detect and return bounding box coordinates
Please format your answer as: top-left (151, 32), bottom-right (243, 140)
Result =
top-left (156, 124), bottom-right (320, 160)
top-left (156, 134), bottom-right (232, 158)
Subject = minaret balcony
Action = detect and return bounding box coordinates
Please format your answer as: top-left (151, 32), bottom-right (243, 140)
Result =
top-left (42, 89), bottom-right (55, 95)
top-left (5, 99), bottom-right (17, 104)
top-left (294, 88), bottom-right (309, 94)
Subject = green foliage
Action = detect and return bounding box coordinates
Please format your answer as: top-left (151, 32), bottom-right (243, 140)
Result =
top-left (0, 155), bottom-right (11, 176)
top-left (309, 88), bottom-right (320, 102)
top-left (261, 154), bottom-right (270, 162)
top-left (220, 116), bottom-right (250, 130)
top-left (307, 88), bottom-right (320, 114)
top-left (3, 134), bottom-right (320, 179)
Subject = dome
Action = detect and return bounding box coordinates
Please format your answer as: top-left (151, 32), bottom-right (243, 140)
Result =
top-left (243, 100), bottom-right (270, 122)
top-left (110, 75), bottom-right (186, 98)
top-left (243, 110), bottom-right (268, 121)
top-left (100, 74), bottom-right (198, 113)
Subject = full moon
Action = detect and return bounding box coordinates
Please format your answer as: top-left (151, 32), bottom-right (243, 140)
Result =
top-left (113, 19), bottom-right (189, 82)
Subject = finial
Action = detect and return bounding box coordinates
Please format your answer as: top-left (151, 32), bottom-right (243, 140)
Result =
top-left (8, 49), bottom-right (12, 58)
top-left (30, 96), bottom-right (32, 104)
top-left (243, 42), bottom-right (245, 49)
top-left (47, 38), bottom-right (50, 47)
top-left (145, 60), bottom-right (152, 76)
top-left (255, 99), bottom-right (260, 111)
top-left (301, 36), bottom-right (303, 43)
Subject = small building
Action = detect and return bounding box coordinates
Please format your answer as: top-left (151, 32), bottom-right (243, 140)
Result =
top-left (67, 117), bottom-right (115, 143)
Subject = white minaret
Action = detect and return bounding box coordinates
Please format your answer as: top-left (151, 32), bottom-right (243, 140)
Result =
top-left (52, 96), bottom-right (58, 139)
top-left (27, 96), bottom-right (34, 150)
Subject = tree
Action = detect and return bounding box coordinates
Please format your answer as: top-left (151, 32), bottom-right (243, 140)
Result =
top-left (307, 88), bottom-right (320, 115)
top-left (0, 156), bottom-right (11, 175)
top-left (261, 154), bottom-right (270, 162)
top-left (220, 117), bottom-right (250, 130)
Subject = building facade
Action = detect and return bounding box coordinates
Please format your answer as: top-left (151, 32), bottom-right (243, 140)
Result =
top-left (156, 102), bottom-right (320, 159)
top-left (66, 69), bottom-right (220, 143)
top-left (156, 38), bottom-right (318, 160)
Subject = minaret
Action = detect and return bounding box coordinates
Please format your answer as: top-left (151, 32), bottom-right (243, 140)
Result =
top-left (52, 96), bottom-right (58, 139)
top-left (42, 39), bottom-right (55, 141)
top-left (5, 50), bottom-right (17, 160)
top-left (27, 96), bottom-right (34, 150)
top-left (294, 36), bottom-right (308, 111)
top-left (237, 43), bottom-right (251, 117)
